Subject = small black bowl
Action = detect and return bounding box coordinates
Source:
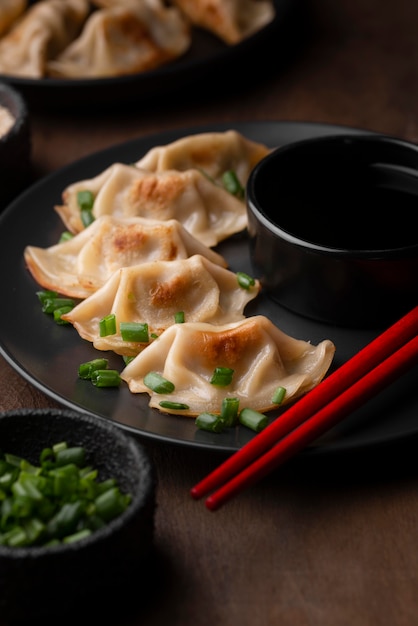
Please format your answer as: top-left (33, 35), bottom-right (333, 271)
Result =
top-left (0, 82), bottom-right (32, 210)
top-left (246, 133), bottom-right (418, 328)
top-left (0, 408), bottom-right (157, 622)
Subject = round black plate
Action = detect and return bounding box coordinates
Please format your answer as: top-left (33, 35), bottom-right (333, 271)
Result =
top-left (0, 0), bottom-right (299, 110)
top-left (0, 120), bottom-right (417, 454)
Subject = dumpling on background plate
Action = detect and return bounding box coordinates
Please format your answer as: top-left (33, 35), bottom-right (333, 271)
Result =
top-left (168, 0), bottom-right (275, 44)
top-left (61, 255), bottom-right (261, 356)
top-left (24, 215), bottom-right (227, 299)
top-left (46, 0), bottom-right (191, 78)
top-left (0, 0), bottom-right (27, 37)
top-left (0, 0), bottom-right (89, 78)
top-left (55, 163), bottom-right (248, 246)
top-left (135, 129), bottom-right (271, 183)
top-left (120, 315), bottom-right (336, 416)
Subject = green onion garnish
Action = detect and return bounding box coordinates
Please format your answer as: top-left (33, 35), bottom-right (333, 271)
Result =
top-left (236, 272), bottom-right (256, 290)
top-left (210, 367), bottom-right (234, 387)
top-left (159, 401), bottom-right (190, 411)
top-left (195, 412), bottom-right (226, 433)
top-left (120, 321), bottom-right (149, 343)
top-left (58, 231), bottom-right (74, 243)
top-left (239, 408), bottom-right (268, 433)
top-left (78, 358), bottom-right (109, 380)
top-left (174, 311), bottom-right (185, 323)
top-left (53, 305), bottom-right (73, 324)
top-left (220, 397), bottom-right (240, 427)
top-left (271, 386), bottom-right (286, 405)
top-left (90, 369), bottom-right (121, 388)
top-left (222, 170), bottom-right (245, 199)
top-left (40, 296), bottom-right (75, 314)
top-left (143, 371), bottom-right (175, 394)
top-left (80, 209), bottom-right (95, 227)
top-left (77, 190), bottom-right (94, 211)
top-left (0, 442), bottom-right (131, 548)
top-left (99, 313), bottom-right (116, 337)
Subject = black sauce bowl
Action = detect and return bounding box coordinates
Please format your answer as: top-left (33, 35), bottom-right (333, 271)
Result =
top-left (0, 408), bottom-right (157, 622)
top-left (246, 133), bottom-right (418, 328)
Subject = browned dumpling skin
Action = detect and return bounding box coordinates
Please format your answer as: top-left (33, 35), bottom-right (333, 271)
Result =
top-left (0, 0), bottom-right (89, 78)
top-left (24, 216), bottom-right (227, 299)
top-left (54, 163), bottom-right (249, 247)
top-left (61, 255), bottom-right (261, 356)
top-left (135, 129), bottom-right (271, 183)
top-left (46, 0), bottom-right (191, 78)
top-left (0, 0), bottom-right (27, 37)
top-left (169, 0), bottom-right (275, 45)
top-left (120, 315), bottom-right (336, 416)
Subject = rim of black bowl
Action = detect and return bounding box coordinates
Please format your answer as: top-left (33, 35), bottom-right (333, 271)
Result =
top-left (0, 407), bottom-right (154, 556)
top-left (247, 133), bottom-right (418, 257)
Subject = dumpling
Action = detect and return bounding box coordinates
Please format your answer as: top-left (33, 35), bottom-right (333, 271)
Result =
top-left (0, 0), bottom-right (27, 37)
top-left (120, 315), bottom-right (336, 416)
top-left (46, 0), bottom-right (191, 78)
top-left (168, 0), bottom-right (275, 45)
top-left (24, 215), bottom-right (227, 299)
top-left (135, 129), bottom-right (271, 184)
top-left (61, 255), bottom-right (261, 356)
top-left (0, 0), bottom-right (89, 78)
top-left (55, 163), bottom-right (248, 246)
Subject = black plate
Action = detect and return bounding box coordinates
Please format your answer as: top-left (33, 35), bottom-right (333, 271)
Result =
top-left (0, 0), bottom-right (300, 110)
top-left (0, 120), bottom-right (417, 455)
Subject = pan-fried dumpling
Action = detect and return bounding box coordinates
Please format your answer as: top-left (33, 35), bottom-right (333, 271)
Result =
top-left (120, 315), bottom-right (336, 416)
top-left (0, 0), bottom-right (89, 78)
top-left (24, 215), bottom-right (226, 299)
top-left (0, 0), bottom-right (27, 37)
top-left (55, 163), bottom-right (248, 246)
top-left (168, 0), bottom-right (275, 45)
top-left (61, 255), bottom-right (261, 356)
top-left (46, 0), bottom-right (191, 78)
top-left (136, 130), bottom-right (271, 184)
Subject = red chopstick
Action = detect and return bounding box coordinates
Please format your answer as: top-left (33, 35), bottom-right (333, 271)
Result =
top-left (190, 305), bottom-right (418, 510)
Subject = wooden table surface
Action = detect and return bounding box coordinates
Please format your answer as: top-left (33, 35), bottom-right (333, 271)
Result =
top-left (2, 1), bottom-right (418, 624)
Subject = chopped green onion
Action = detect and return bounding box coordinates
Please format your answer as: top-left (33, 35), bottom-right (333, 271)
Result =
top-left (239, 408), bottom-right (268, 433)
top-left (159, 401), bottom-right (190, 411)
top-left (120, 321), bottom-right (149, 342)
top-left (91, 369), bottom-right (121, 388)
top-left (99, 313), bottom-right (116, 337)
top-left (53, 305), bottom-right (73, 324)
top-left (220, 397), bottom-right (240, 427)
top-left (222, 170), bottom-right (245, 199)
top-left (210, 367), bottom-right (234, 387)
top-left (236, 272), bottom-right (256, 290)
top-left (150, 332), bottom-right (159, 339)
top-left (272, 386), bottom-right (286, 405)
top-left (77, 190), bottom-right (94, 211)
top-left (0, 442), bottom-right (131, 548)
top-left (59, 231), bottom-right (74, 243)
top-left (143, 371), bottom-right (175, 393)
top-left (122, 355), bottom-right (135, 366)
top-left (78, 358), bottom-right (109, 380)
top-left (41, 296), bottom-right (75, 314)
top-left (80, 209), bottom-right (95, 227)
top-left (195, 412), bottom-right (225, 433)
top-left (174, 311), bottom-right (185, 323)
top-left (36, 290), bottom-right (58, 306)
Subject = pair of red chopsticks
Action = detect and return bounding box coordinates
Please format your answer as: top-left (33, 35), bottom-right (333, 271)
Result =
top-left (190, 305), bottom-right (418, 511)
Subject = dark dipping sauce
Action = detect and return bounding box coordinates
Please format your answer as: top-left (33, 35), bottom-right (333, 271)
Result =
top-left (254, 156), bottom-right (418, 252)
top-left (246, 134), bottom-right (418, 328)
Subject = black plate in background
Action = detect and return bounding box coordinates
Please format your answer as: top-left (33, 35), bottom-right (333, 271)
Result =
top-left (0, 0), bottom-right (303, 111)
top-left (0, 120), bottom-right (417, 455)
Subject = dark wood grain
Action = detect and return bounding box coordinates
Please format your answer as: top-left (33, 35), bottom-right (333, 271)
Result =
top-left (2, 1), bottom-right (418, 624)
